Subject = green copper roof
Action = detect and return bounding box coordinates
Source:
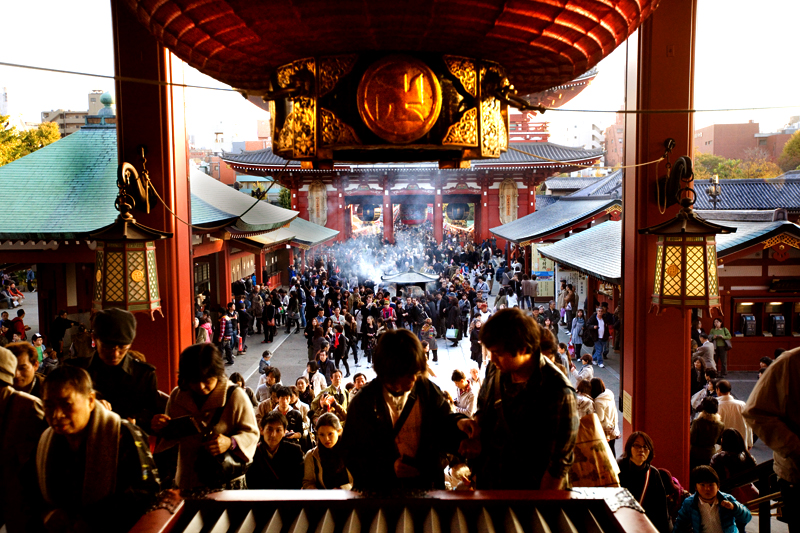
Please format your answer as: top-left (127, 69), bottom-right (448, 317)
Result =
top-left (0, 124), bottom-right (119, 240)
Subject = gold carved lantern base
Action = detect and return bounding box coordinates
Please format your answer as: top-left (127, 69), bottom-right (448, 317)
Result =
top-left (252, 53), bottom-right (511, 167)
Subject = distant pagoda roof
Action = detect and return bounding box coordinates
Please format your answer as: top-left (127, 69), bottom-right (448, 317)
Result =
top-left (221, 142), bottom-right (604, 172)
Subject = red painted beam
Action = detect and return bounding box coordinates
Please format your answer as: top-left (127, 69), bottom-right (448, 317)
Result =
top-left (192, 239), bottom-right (224, 258)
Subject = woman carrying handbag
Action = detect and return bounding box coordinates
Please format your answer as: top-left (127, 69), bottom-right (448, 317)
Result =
top-left (708, 318), bottom-right (732, 376)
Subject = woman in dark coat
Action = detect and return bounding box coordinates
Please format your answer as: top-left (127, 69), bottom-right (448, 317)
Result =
top-left (617, 431), bottom-right (671, 533)
top-left (469, 319), bottom-right (483, 368)
top-left (446, 297), bottom-right (462, 347)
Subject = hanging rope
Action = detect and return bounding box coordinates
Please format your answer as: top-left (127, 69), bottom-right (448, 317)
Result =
top-left (1, 60), bottom-right (797, 116)
top-left (138, 150), bottom-right (290, 231)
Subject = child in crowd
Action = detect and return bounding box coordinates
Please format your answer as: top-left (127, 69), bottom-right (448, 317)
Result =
top-left (302, 413), bottom-right (352, 490)
top-left (31, 333), bottom-right (45, 363)
top-left (673, 465), bottom-right (751, 533)
top-left (258, 350), bottom-right (272, 375)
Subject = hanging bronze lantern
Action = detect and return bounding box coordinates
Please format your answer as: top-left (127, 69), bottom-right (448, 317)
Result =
top-left (357, 204), bottom-right (379, 223)
top-left (446, 203), bottom-right (469, 221)
top-left (640, 156), bottom-right (735, 315)
top-left (90, 161), bottom-right (171, 319)
top-left (122, 1), bottom-right (662, 166)
top-left (399, 204), bottom-right (426, 226)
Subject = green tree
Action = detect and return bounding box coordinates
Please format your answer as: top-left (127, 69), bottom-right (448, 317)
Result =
top-left (0, 116), bottom-right (60, 167)
top-left (739, 148), bottom-right (782, 180)
top-left (694, 151), bottom-right (738, 180)
top-left (778, 130), bottom-right (800, 172)
top-left (278, 187), bottom-right (291, 209)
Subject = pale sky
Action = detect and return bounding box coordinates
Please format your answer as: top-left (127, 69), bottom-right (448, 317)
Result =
top-left (1, 0), bottom-right (798, 150)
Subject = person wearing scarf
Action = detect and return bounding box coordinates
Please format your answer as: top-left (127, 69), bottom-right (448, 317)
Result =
top-left (617, 431), bottom-right (671, 533)
top-left (36, 366), bottom-right (160, 532)
top-left (302, 413), bottom-right (352, 489)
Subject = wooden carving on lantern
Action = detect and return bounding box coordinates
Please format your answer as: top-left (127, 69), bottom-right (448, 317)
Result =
top-left (499, 178), bottom-right (518, 224)
top-left (308, 180), bottom-right (328, 227)
top-left (357, 55), bottom-right (442, 144)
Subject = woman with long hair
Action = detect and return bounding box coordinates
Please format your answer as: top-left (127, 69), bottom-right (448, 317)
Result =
top-left (361, 315), bottom-right (378, 364)
top-left (302, 413), bottom-right (352, 489)
top-left (691, 357), bottom-right (707, 397)
top-left (590, 378), bottom-right (620, 456)
top-left (617, 432), bottom-right (671, 533)
top-left (304, 317), bottom-right (318, 362)
top-left (711, 428), bottom-right (758, 502)
top-left (570, 308), bottom-right (586, 360)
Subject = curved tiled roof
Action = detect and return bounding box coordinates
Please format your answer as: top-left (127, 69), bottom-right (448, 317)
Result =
top-left (222, 142), bottom-right (603, 169)
top-left (568, 170), bottom-right (623, 197)
top-left (694, 175), bottom-right (800, 211)
top-left (535, 195), bottom-right (560, 211)
top-left (490, 197), bottom-right (620, 243)
top-left (536, 218), bottom-right (800, 284)
top-left (544, 176), bottom-right (602, 191)
top-left (473, 142), bottom-right (604, 166)
top-left (537, 221), bottom-right (621, 284)
top-left (381, 271), bottom-right (440, 284)
top-left (0, 125), bottom-right (119, 240)
top-left (711, 219), bottom-right (800, 256)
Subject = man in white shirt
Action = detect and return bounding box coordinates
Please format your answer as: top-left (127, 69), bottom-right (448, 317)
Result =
top-left (715, 379), bottom-right (753, 449)
top-left (330, 307), bottom-right (346, 328)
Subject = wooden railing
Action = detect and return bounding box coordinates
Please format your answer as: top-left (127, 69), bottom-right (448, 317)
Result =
top-left (721, 459), bottom-right (783, 533)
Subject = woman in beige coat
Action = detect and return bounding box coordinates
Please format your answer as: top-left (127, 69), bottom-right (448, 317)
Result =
top-left (152, 343), bottom-right (259, 491)
top-left (302, 413), bottom-right (353, 489)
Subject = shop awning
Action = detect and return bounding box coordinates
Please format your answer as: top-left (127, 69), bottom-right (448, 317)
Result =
top-left (245, 217), bottom-right (339, 250)
top-left (190, 168), bottom-right (298, 233)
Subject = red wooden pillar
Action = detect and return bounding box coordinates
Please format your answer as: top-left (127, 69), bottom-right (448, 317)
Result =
top-left (622, 0), bottom-right (697, 485)
top-left (343, 205), bottom-right (353, 240)
top-left (301, 249), bottom-right (307, 273)
top-left (254, 251), bottom-right (264, 285)
top-left (479, 184), bottom-right (490, 243)
top-left (383, 192), bottom-right (394, 244)
top-left (290, 187), bottom-right (299, 211)
top-left (112, 0), bottom-right (194, 390)
top-left (219, 242), bottom-right (232, 305)
top-left (434, 191), bottom-right (443, 244)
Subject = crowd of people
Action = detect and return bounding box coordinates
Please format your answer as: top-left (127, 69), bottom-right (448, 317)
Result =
top-left (0, 228), bottom-right (796, 533)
